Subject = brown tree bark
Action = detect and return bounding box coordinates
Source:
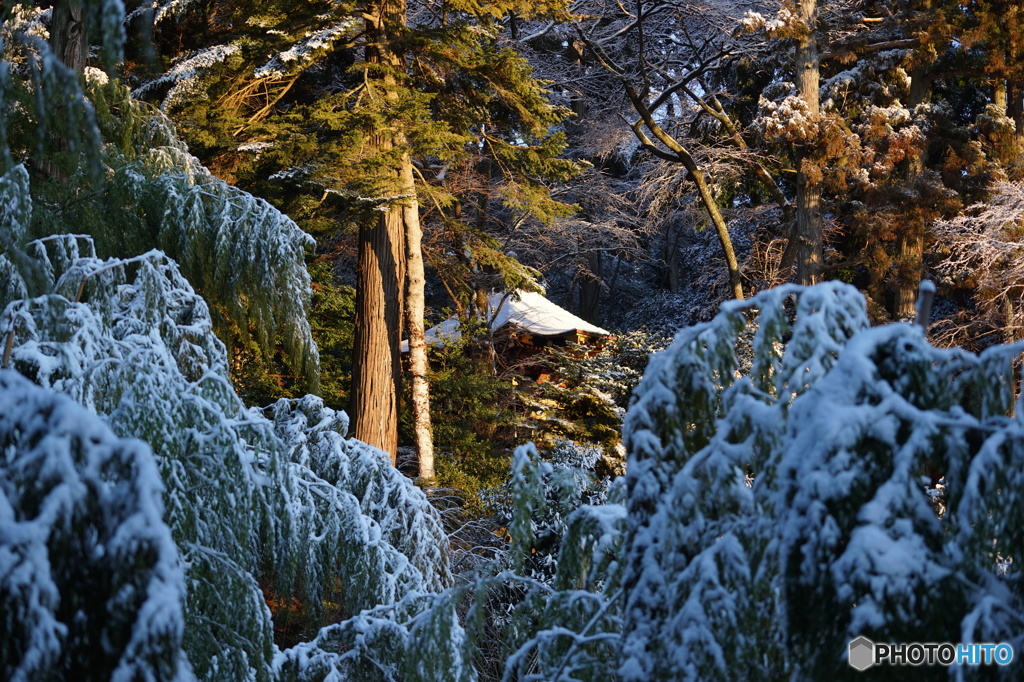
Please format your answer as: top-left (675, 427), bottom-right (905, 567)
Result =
top-left (795, 0), bottom-right (824, 285)
top-left (351, 0), bottom-right (409, 459)
top-left (352, 205), bottom-right (406, 459)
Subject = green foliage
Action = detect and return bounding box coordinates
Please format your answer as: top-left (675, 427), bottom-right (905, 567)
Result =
top-left (136, 0), bottom-right (585, 314)
top-left (425, 322), bottom-right (521, 507)
top-left (0, 19), bottom-right (320, 392)
top-left (306, 261), bottom-right (356, 409)
top-left (460, 442), bottom-right (625, 681)
top-left (230, 260), bottom-right (355, 408)
top-left (0, 25), bottom-right (451, 669)
top-left (518, 332), bottom-right (669, 474)
top-left (2, 217), bottom-right (452, 682)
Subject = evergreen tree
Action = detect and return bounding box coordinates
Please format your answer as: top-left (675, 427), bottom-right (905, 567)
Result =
top-left (135, 0), bottom-right (582, 467)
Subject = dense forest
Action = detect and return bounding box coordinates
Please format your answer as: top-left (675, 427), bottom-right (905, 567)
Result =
top-left (2, 0), bottom-right (1024, 680)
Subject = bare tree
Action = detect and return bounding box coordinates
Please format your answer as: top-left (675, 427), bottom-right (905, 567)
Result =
top-left (932, 182), bottom-right (1024, 345)
top-left (570, 1), bottom-right (750, 299)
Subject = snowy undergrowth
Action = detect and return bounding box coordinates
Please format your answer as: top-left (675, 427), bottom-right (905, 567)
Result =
top-left (0, 369), bottom-right (191, 682)
top-left (621, 281), bottom-right (1024, 681)
top-left (0, 163), bottom-right (451, 681)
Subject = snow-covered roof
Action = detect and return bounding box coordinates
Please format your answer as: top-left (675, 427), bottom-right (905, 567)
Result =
top-left (402, 290), bottom-right (611, 351)
top-left (491, 290), bottom-right (611, 337)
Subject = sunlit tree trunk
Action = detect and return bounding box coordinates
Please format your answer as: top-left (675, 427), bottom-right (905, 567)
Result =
top-left (795, 0), bottom-right (823, 285)
top-left (402, 158), bottom-right (434, 479)
top-left (351, 0), bottom-right (409, 459)
top-left (353, 208), bottom-right (405, 459)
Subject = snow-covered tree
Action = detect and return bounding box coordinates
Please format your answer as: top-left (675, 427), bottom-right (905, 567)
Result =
top-left (1, 6), bottom-right (319, 391)
top-left (0, 369), bottom-right (191, 682)
top-left (1, 157), bottom-right (453, 679)
top-left (932, 181), bottom-right (1024, 345)
top-left (620, 280), bottom-right (1024, 680)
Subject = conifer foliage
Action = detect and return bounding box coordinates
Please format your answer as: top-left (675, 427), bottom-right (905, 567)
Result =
top-left (0, 370), bottom-right (191, 681)
top-left (8, 2), bottom-right (1024, 682)
top-left (620, 281), bottom-right (1024, 680)
top-left (133, 0), bottom-right (584, 463)
top-left (0, 161), bottom-right (452, 680)
top-left (2, 3), bottom-right (319, 390)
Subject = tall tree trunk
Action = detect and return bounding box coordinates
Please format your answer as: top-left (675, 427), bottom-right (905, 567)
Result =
top-left (351, 0), bottom-right (409, 459)
top-left (894, 47), bottom-right (933, 319)
top-left (795, 0), bottom-right (823, 285)
top-left (402, 157), bottom-right (434, 479)
top-left (353, 207), bottom-right (405, 458)
top-left (41, 0), bottom-right (88, 179)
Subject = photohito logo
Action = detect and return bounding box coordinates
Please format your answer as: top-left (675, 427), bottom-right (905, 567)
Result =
top-left (848, 637), bottom-right (1014, 670)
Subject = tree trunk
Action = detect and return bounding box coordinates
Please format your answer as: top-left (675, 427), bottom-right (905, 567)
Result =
top-left (50, 0), bottom-right (88, 73)
top-left (42, 0), bottom-right (88, 179)
top-left (893, 228), bottom-right (924, 318)
top-left (688, 166), bottom-right (744, 299)
top-left (894, 50), bottom-right (933, 319)
top-left (352, 207), bottom-right (405, 458)
top-left (795, 0), bottom-right (824, 285)
top-left (691, 90), bottom-right (798, 279)
top-left (351, 0), bottom-right (409, 460)
top-left (403, 157), bottom-right (434, 479)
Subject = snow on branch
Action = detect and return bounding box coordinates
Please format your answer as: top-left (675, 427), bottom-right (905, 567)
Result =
top-left (0, 369), bottom-right (190, 681)
top-left (254, 20), bottom-right (359, 80)
top-left (619, 281), bottom-right (1024, 679)
top-left (132, 45), bottom-right (241, 109)
top-left (1, 167), bottom-right (451, 679)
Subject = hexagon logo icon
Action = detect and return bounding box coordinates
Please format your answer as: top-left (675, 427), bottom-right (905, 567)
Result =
top-left (848, 636), bottom-right (875, 671)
